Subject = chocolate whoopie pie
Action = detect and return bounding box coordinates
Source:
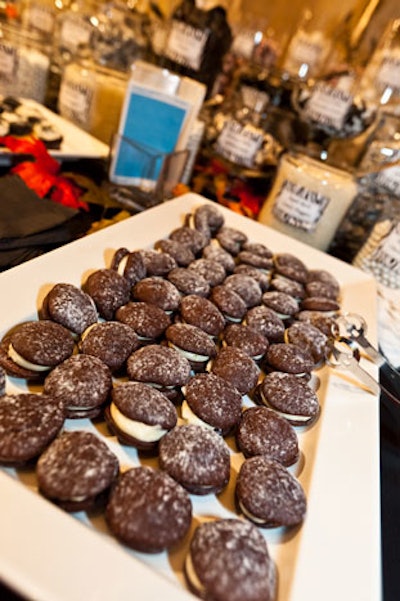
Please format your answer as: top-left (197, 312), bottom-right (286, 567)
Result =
top-left (189, 203), bottom-right (225, 237)
top-left (116, 301), bottom-right (171, 343)
top-left (255, 371), bottom-right (320, 426)
top-left (39, 283), bottom-right (98, 336)
top-left (165, 323), bottom-right (217, 372)
top-left (235, 455), bottom-right (307, 527)
top-left (261, 290), bottom-right (299, 320)
top-left (159, 424), bottom-right (231, 495)
top-left (300, 296), bottom-right (340, 313)
top-left (285, 321), bottom-right (331, 366)
top-left (0, 392), bottom-right (65, 465)
top-left (236, 406), bottom-right (299, 466)
top-left (273, 253), bottom-right (309, 284)
top-left (264, 343), bottom-right (315, 377)
top-left (305, 280), bottom-right (339, 300)
top-left (169, 225), bottom-right (208, 255)
top-left (223, 274), bottom-right (263, 308)
top-left (79, 321), bottom-right (140, 373)
top-left (132, 276), bottom-right (181, 313)
top-left (202, 243), bottom-right (236, 273)
top-left (110, 248), bottom-right (147, 286)
top-left (185, 518), bottom-right (276, 601)
top-left (84, 269), bottom-right (131, 321)
top-left (307, 268), bottom-right (340, 297)
top-left (245, 305), bottom-right (285, 343)
top-left (106, 466), bottom-right (192, 553)
top-left (154, 238), bottom-right (195, 267)
top-left (37, 430), bottom-right (119, 512)
top-left (105, 381), bottom-right (177, 451)
top-left (210, 347), bottom-right (260, 396)
top-left (139, 249), bottom-right (177, 276)
top-left (188, 258), bottom-right (226, 286)
top-left (0, 320), bottom-right (74, 380)
top-left (182, 372), bottom-right (242, 434)
top-left (43, 354), bottom-right (112, 419)
top-left (126, 344), bottom-right (191, 400)
top-left (216, 226), bottom-right (248, 255)
top-left (222, 323), bottom-right (269, 363)
top-left (234, 264), bottom-right (271, 292)
top-left (269, 274), bottom-right (306, 300)
top-left (210, 285), bottom-right (247, 324)
top-left (167, 267), bottom-right (210, 297)
top-left (236, 250), bottom-right (274, 272)
top-left (242, 241), bottom-right (274, 258)
top-left (296, 310), bottom-right (338, 338)
top-left (179, 294), bottom-right (225, 338)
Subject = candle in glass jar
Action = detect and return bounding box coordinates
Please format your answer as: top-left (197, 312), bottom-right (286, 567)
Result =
top-left (258, 153), bottom-right (358, 251)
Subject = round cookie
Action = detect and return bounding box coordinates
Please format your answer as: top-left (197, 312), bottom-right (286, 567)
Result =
top-left (223, 274), bottom-right (263, 308)
top-left (236, 406), bottom-right (299, 466)
top-left (222, 323), bottom-right (269, 363)
top-left (132, 276), bottom-right (181, 313)
top-left (245, 305), bottom-right (285, 343)
top-left (105, 381), bottom-right (177, 451)
top-left (188, 258), bottom-right (226, 287)
top-left (264, 343), bottom-right (315, 377)
top-left (234, 264), bottom-right (271, 292)
top-left (168, 267), bottom-right (210, 297)
top-left (236, 250), bottom-right (274, 271)
top-left (270, 274), bottom-right (306, 300)
top-left (126, 344), bottom-right (191, 400)
top-left (84, 268), bottom-right (131, 321)
top-left (0, 320), bottom-right (74, 380)
top-left (210, 285), bottom-right (248, 323)
top-left (165, 323), bottom-right (217, 372)
top-left (43, 354), bottom-right (112, 419)
top-left (110, 248), bottom-right (147, 286)
top-left (169, 225), bottom-right (208, 255)
top-left (255, 371), bottom-right (320, 426)
top-left (216, 226), bottom-right (248, 255)
top-left (0, 392), bottom-right (65, 465)
top-left (37, 430), bottom-right (119, 512)
top-left (307, 268), bottom-right (340, 297)
top-left (300, 296), bottom-right (340, 313)
top-left (261, 290), bottom-right (299, 320)
top-left (139, 249), bottom-right (177, 276)
top-left (305, 280), bottom-right (339, 300)
top-left (210, 346), bottom-right (260, 396)
top-left (185, 518), bottom-right (276, 601)
top-left (296, 310), bottom-right (338, 338)
top-left (202, 243), bottom-right (236, 273)
top-left (179, 294), bottom-right (225, 338)
top-left (242, 241), bottom-right (274, 258)
top-left (273, 253), bottom-right (309, 283)
top-left (106, 466), bottom-right (192, 553)
top-left (182, 372), bottom-right (242, 435)
top-left (235, 455), bottom-right (307, 527)
top-left (154, 238), bottom-right (195, 267)
top-left (189, 203), bottom-right (225, 238)
top-left (116, 301), bottom-right (171, 343)
top-left (159, 424), bottom-right (231, 495)
top-left (39, 282), bottom-right (98, 336)
top-left (284, 321), bottom-right (331, 366)
top-left (79, 321), bottom-right (140, 373)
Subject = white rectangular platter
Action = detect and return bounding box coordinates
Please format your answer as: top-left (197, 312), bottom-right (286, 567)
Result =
top-left (0, 193), bottom-right (381, 601)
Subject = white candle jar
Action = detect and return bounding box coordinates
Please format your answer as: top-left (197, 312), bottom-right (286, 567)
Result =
top-left (258, 153), bottom-right (358, 251)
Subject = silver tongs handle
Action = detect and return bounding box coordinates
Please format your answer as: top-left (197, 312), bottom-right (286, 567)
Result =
top-left (326, 337), bottom-right (381, 396)
top-left (334, 313), bottom-right (385, 366)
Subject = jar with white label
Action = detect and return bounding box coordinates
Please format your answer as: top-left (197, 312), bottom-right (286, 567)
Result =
top-left (21, 0), bottom-right (70, 37)
top-left (353, 198), bottom-right (400, 288)
top-left (58, 58), bottom-right (128, 144)
top-left (0, 22), bottom-right (50, 103)
top-left (258, 152), bottom-right (358, 251)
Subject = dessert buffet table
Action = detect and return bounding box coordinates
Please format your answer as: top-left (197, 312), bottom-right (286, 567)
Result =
top-left (0, 194), bottom-right (382, 601)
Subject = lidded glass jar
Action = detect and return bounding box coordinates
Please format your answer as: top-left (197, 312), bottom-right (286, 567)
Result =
top-left (21, 0), bottom-right (70, 37)
top-left (258, 151), bottom-right (358, 251)
top-left (58, 57), bottom-right (128, 144)
top-left (0, 21), bottom-right (50, 103)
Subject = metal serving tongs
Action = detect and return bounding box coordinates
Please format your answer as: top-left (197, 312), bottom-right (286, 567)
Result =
top-left (327, 312), bottom-right (400, 405)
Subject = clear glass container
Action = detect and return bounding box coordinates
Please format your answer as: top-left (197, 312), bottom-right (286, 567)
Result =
top-left (58, 58), bottom-right (128, 144)
top-left (21, 0), bottom-right (70, 36)
top-left (0, 22), bottom-right (50, 103)
top-left (258, 151), bottom-right (358, 251)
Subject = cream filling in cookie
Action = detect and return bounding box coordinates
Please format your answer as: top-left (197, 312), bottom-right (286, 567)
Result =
top-left (110, 402), bottom-right (167, 442)
top-left (185, 552), bottom-right (205, 595)
top-left (181, 400), bottom-right (214, 431)
top-left (259, 389), bottom-right (311, 423)
top-left (167, 342), bottom-right (209, 363)
top-left (116, 254), bottom-right (129, 277)
top-left (238, 499), bottom-right (269, 524)
top-left (8, 344), bottom-right (50, 372)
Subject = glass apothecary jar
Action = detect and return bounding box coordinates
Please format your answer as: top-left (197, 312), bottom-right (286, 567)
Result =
top-left (0, 22), bottom-right (50, 103)
top-left (258, 152), bottom-right (358, 251)
top-left (58, 58), bottom-right (128, 144)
